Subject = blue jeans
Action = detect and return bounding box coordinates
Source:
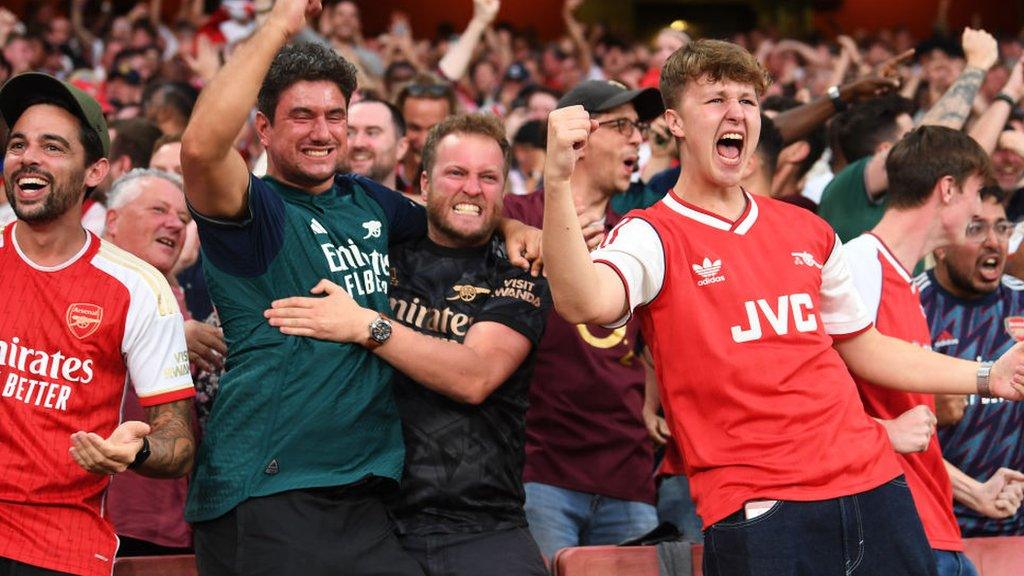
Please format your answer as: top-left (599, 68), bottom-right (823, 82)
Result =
top-left (933, 550), bottom-right (978, 576)
top-left (657, 474), bottom-right (704, 543)
top-left (702, 476), bottom-right (936, 576)
top-left (523, 482), bottom-right (658, 560)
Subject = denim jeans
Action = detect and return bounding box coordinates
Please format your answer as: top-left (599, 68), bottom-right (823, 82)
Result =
top-left (523, 482), bottom-right (658, 560)
top-left (657, 474), bottom-right (705, 543)
top-left (702, 476), bottom-right (936, 576)
top-left (933, 550), bottom-right (979, 576)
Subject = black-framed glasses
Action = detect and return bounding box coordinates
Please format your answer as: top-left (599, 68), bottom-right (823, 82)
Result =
top-left (596, 117), bottom-right (650, 138)
top-left (965, 220), bottom-right (1015, 242)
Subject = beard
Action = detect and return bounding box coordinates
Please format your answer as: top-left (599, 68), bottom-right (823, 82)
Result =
top-left (5, 166), bottom-right (85, 224)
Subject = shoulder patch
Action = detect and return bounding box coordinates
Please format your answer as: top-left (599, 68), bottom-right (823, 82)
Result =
top-left (96, 240), bottom-right (179, 316)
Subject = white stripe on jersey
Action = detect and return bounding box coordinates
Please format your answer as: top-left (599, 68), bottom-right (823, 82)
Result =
top-left (1003, 275), bottom-right (1024, 291)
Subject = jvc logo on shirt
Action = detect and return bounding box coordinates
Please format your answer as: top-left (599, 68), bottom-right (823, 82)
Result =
top-left (731, 293), bottom-right (818, 343)
top-left (692, 257), bottom-right (726, 286)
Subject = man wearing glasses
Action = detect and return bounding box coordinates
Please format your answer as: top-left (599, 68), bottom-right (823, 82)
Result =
top-left (916, 185), bottom-right (1024, 539)
top-left (396, 77), bottom-right (457, 200)
top-left (844, 126), bottom-right (1003, 576)
top-left (502, 80), bottom-right (665, 559)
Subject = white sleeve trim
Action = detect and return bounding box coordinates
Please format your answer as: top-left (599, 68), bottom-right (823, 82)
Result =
top-left (93, 242), bottom-right (193, 400)
top-left (590, 217), bottom-right (665, 328)
top-left (820, 234), bottom-right (874, 335)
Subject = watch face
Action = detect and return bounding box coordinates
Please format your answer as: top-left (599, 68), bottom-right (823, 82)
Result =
top-left (370, 318), bottom-right (392, 343)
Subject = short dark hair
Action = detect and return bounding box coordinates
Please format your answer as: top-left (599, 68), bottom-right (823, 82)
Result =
top-left (351, 97), bottom-right (406, 137)
top-left (421, 113), bottom-right (511, 179)
top-left (756, 114), bottom-right (784, 182)
top-left (762, 95), bottom-right (826, 179)
top-left (980, 185), bottom-right (1006, 204)
top-left (257, 42), bottom-right (358, 123)
top-left (109, 118), bottom-right (163, 168)
top-left (886, 125), bottom-right (993, 209)
top-left (143, 81), bottom-right (197, 124)
top-left (833, 94), bottom-right (915, 163)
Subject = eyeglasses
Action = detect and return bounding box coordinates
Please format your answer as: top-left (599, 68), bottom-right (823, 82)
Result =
top-left (403, 84), bottom-right (453, 98)
top-left (596, 118), bottom-right (650, 138)
top-left (964, 220), bottom-right (1015, 242)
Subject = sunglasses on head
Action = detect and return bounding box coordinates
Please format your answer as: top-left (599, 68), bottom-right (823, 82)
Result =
top-left (405, 84), bottom-right (452, 97)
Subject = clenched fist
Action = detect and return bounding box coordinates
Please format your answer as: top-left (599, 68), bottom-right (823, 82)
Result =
top-left (544, 105), bottom-right (596, 184)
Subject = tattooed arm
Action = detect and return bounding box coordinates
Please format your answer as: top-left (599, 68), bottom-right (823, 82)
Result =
top-left (69, 399), bottom-right (195, 478)
top-left (863, 28), bottom-right (998, 197)
top-left (139, 399), bottom-right (196, 477)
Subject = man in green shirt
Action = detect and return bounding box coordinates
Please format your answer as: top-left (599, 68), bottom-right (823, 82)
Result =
top-left (179, 1), bottom-right (535, 574)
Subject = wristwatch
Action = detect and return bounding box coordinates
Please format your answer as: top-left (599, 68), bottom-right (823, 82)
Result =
top-left (367, 315), bottom-right (393, 349)
top-left (827, 85), bottom-right (848, 113)
top-left (977, 361), bottom-right (994, 398)
top-left (127, 436), bottom-right (151, 470)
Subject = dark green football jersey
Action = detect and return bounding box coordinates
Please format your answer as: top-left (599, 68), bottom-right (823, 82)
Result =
top-left (185, 174), bottom-right (425, 523)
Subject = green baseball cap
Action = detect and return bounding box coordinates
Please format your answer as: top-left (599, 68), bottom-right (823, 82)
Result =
top-left (0, 72), bottom-right (111, 158)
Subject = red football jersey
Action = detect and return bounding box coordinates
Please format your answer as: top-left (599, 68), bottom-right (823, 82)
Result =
top-left (592, 190), bottom-right (901, 527)
top-left (845, 233), bottom-right (963, 551)
top-left (0, 223), bottom-right (193, 575)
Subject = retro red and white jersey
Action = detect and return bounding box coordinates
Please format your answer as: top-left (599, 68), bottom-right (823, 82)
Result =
top-left (591, 190), bottom-right (901, 528)
top-left (0, 223), bottom-right (193, 576)
top-left (845, 233), bottom-right (963, 551)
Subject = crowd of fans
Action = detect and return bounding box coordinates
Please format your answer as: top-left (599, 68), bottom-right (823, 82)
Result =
top-left (2, 0), bottom-right (1024, 574)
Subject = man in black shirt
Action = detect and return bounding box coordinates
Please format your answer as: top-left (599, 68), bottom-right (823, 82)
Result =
top-left (265, 113), bottom-right (550, 576)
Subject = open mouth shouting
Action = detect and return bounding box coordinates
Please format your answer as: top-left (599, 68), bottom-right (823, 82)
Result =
top-left (452, 202), bottom-right (482, 216)
top-left (715, 132), bottom-right (744, 165)
top-left (977, 251), bottom-right (1004, 282)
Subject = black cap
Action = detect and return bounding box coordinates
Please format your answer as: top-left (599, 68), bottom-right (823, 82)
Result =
top-left (0, 72), bottom-right (111, 157)
top-left (557, 79), bottom-right (664, 122)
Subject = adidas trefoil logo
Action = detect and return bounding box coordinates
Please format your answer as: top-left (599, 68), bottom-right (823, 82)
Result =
top-left (692, 257), bottom-right (726, 286)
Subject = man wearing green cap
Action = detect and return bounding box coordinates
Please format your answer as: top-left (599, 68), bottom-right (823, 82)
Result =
top-left (0, 73), bottom-right (195, 576)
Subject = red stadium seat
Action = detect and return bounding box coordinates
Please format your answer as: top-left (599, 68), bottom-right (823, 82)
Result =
top-left (962, 536), bottom-right (1024, 576)
top-left (112, 554), bottom-right (198, 576)
top-left (552, 544), bottom-right (704, 576)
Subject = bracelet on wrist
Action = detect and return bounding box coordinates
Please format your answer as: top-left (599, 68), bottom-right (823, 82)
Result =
top-left (977, 361), bottom-right (995, 398)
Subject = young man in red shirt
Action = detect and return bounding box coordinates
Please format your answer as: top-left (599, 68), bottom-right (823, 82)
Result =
top-left (541, 39), bottom-right (1024, 575)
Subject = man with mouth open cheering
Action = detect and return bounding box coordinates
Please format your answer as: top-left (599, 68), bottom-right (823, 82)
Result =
top-left (540, 39), bottom-right (1024, 576)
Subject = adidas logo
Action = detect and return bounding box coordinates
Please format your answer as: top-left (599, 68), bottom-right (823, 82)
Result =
top-left (934, 331), bottom-right (959, 348)
top-left (692, 257), bottom-right (726, 286)
top-left (310, 218), bottom-right (328, 235)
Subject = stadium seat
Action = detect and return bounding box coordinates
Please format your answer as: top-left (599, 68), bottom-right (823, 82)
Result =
top-left (962, 536), bottom-right (1024, 576)
top-left (112, 554), bottom-right (198, 576)
top-left (552, 544), bottom-right (704, 576)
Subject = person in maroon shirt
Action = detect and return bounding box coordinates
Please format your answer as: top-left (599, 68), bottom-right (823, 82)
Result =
top-left (503, 79), bottom-right (664, 559)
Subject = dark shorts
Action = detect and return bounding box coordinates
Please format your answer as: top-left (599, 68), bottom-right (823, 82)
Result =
top-left (398, 527), bottom-right (547, 576)
top-left (0, 558), bottom-right (71, 576)
top-left (193, 486), bottom-right (424, 576)
top-left (702, 476), bottom-right (937, 576)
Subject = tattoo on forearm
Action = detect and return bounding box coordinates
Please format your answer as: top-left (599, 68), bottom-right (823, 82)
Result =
top-left (920, 67), bottom-right (985, 130)
top-left (141, 400), bottom-right (195, 478)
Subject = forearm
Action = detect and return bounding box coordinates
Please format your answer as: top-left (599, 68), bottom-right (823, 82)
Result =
top-left (919, 66), bottom-right (986, 130)
top-left (564, 15), bottom-right (592, 73)
top-left (374, 322), bottom-right (507, 405)
top-left (139, 401), bottom-right (195, 478)
top-left (828, 51), bottom-right (852, 89)
top-left (968, 99), bottom-right (1014, 153)
top-left (837, 329), bottom-right (978, 394)
top-left (946, 459), bottom-right (984, 511)
top-left (183, 21), bottom-right (289, 164)
top-left (542, 179), bottom-right (611, 323)
top-left (773, 97), bottom-right (833, 145)
top-left (439, 19), bottom-right (488, 81)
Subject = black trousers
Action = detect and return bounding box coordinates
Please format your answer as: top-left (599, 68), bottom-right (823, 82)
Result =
top-left (193, 486), bottom-right (425, 576)
top-left (399, 527), bottom-right (548, 576)
top-left (0, 558), bottom-right (71, 576)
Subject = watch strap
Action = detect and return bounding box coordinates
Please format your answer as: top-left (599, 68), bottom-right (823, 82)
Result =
top-left (127, 436), bottom-right (151, 470)
top-left (977, 361), bottom-right (994, 398)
